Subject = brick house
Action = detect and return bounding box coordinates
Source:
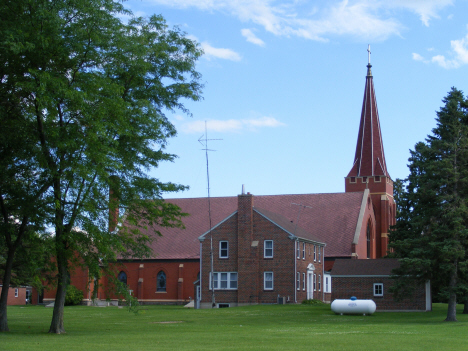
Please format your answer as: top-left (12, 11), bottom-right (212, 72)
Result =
top-left (331, 259), bottom-right (431, 311)
top-left (48, 59), bottom-right (399, 307)
top-left (0, 284), bottom-right (27, 306)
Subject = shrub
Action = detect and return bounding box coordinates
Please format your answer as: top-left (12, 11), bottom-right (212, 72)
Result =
top-left (301, 299), bottom-right (324, 305)
top-left (65, 285), bottom-right (84, 306)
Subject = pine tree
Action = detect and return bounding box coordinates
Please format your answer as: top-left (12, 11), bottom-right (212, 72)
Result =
top-left (390, 88), bottom-right (468, 322)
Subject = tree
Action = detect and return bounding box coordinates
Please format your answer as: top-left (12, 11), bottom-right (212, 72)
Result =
top-left (1, 0), bottom-right (202, 333)
top-left (389, 88), bottom-right (468, 322)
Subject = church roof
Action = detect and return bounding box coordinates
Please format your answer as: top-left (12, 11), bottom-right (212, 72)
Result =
top-left (133, 192), bottom-right (367, 260)
top-left (347, 63), bottom-right (389, 178)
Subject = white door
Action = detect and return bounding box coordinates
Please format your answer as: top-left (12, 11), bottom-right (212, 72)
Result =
top-left (307, 272), bottom-right (313, 299)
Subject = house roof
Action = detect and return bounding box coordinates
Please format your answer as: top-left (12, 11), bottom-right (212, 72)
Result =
top-left (133, 191), bottom-right (366, 260)
top-left (347, 64), bottom-right (389, 178)
top-left (331, 258), bottom-right (400, 276)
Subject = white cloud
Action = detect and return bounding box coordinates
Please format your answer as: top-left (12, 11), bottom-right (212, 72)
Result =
top-left (187, 35), bottom-right (241, 61)
top-left (143, 0), bottom-right (453, 42)
top-left (412, 53), bottom-right (425, 61)
top-left (180, 117), bottom-right (286, 133)
top-left (201, 42), bottom-right (242, 61)
top-left (241, 28), bottom-right (266, 46)
top-left (430, 33), bottom-right (468, 69)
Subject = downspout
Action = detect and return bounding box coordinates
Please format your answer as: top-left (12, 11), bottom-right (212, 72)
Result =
top-left (199, 242), bottom-right (203, 305)
top-left (322, 246), bottom-right (325, 302)
top-left (294, 239), bottom-right (297, 303)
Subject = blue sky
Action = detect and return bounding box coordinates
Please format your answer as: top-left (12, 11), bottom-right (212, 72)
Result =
top-left (124, 0), bottom-right (468, 199)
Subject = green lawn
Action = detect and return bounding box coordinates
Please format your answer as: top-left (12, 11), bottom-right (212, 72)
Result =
top-left (1, 303), bottom-right (467, 350)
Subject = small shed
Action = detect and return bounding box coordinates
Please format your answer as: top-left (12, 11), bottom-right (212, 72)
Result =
top-left (331, 259), bottom-right (431, 311)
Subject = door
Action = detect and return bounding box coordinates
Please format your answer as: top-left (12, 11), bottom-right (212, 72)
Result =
top-left (307, 272), bottom-right (313, 299)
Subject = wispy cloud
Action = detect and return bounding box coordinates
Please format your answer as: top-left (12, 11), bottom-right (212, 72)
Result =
top-left (180, 117), bottom-right (286, 133)
top-left (186, 35), bottom-right (242, 61)
top-left (428, 31), bottom-right (468, 69)
top-left (144, 0), bottom-right (453, 42)
top-left (241, 28), bottom-right (265, 46)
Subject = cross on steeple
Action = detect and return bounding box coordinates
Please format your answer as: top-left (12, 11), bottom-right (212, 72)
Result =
top-left (367, 44), bottom-right (371, 64)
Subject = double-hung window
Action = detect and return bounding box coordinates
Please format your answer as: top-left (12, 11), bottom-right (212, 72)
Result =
top-left (296, 242), bottom-right (300, 259)
top-left (296, 272), bottom-right (300, 290)
top-left (15, 288), bottom-right (18, 298)
top-left (302, 273), bottom-right (306, 290)
top-left (318, 246), bottom-right (321, 262)
top-left (219, 241), bottom-right (228, 259)
top-left (211, 272), bottom-right (238, 290)
top-left (264, 272), bottom-right (274, 290)
top-left (302, 242), bottom-right (306, 259)
top-left (313, 273), bottom-right (317, 291)
top-left (264, 240), bottom-right (273, 258)
top-left (313, 245), bottom-right (316, 261)
top-left (318, 274), bottom-right (321, 291)
top-left (374, 283), bottom-right (383, 296)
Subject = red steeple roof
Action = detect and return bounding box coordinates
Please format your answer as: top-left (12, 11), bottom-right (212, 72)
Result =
top-left (347, 63), bottom-right (389, 178)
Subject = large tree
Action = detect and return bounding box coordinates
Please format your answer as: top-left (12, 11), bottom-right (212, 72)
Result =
top-left (389, 88), bottom-right (468, 322)
top-left (1, 0), bottom-right (202, 333)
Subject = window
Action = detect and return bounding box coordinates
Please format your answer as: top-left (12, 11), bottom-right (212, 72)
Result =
top-left (318, 274), bottom-right (321, 291)
top-left (219, 241), bottom-right (229, 258)
top-left (374, 283), bottom-right (383, 296)
top-left (118, 271), bottom-right (127, 286)
top-left (313, 273), bottom-right (317, 291)
top-left (218, 303), bottom-right (230, 308)
top-left (302, 242), bottom-right (306, 259)
top-left (264, 272), bottom-right (274, 290)
top-left (375, 176), bottom-right (381, 182)
top-left (210, 272), bottom-right (238, 290)
top-left (313, 245), bottom-right (316, 261)
top-left (264, 240), bottom-right (273, 258)
top-left (350, 177), bottom-right (356, 183)
top-left (296, 272), bottom-right (300, 290)
top-left (318, 246), bottom-right (321, 262)
top-left (157, 271), bottom-right (166, 292)
top-left (362, 177), bottom-right (367, 183)
top-left (367, 222), bottom-right (371, 259)
top-left (296, 242), bottom-right (300, 259)
top-left (15, 288), bottom-right (18, 298)
top-left (325, 276), bottom-right (330, 293)
top-left (302, 273), bottom-right (306, 291)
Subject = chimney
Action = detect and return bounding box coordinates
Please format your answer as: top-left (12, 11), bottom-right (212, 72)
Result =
top-left (238, 192), bottom-right (253, 242)
top-left (109, 175), bottom-right (119, 232)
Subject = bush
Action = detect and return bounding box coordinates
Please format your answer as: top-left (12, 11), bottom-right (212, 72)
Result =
top-left (301, 299), bottom-right (324, 305)
top-left (65, 285), bottom-right (84, 306)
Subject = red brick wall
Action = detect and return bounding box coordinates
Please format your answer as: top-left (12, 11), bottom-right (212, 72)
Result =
top-left (201, 194), bottom-right (325, 306)
top-left (331, 276), bottom-right (427, 310)
top-left (0, 286), bottom-right (26, 306)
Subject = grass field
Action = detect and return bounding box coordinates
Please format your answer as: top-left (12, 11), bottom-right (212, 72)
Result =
top-left (1, 303), bottom-right (467, 350)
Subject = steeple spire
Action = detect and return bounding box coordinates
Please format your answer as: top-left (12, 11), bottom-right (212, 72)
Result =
top-left (347, 48), bottom-right (388, 178)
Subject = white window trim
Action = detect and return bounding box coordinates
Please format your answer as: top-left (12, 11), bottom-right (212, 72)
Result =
top-left (313, 273), bottom-right (317, 291)
top-left (209, 272), bottom-right (238, 290)
top-left (217, 303), bottom-right (230, 308)
top-left (302, 242), bottom-right (305, 260)
top-left (318, 274), bottom-right (321, 291)
top-left (296, 272), bottom-right (300, 290)
top-left (374, 283), bottom-right (383, 296)
top-left (302, 273), bottom-right (306, 291)
top-left (264, 272), bottom-right (274, 290)
top-left (296, 241), bottom-right (300, 259)
top-left (318, 246), bottom-right (321, 262)
top-left (264, 240), bottom-right (273, 258)
top-left (219, 241), bottom-right (229, 259)
top-left (14, 288), bottom-right (18, 298)
top-left (313, 245), bottom-right (316, 262)
top-left (324, 274), bottom-right (332, 293)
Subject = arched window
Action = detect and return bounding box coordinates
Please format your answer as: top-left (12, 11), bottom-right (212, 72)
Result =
top-left (157, 271), bottom-right (166, 292)
top-left (366, 222), bottom-right (371, 259)
top-left (118, 271), bottom-right (127, 286)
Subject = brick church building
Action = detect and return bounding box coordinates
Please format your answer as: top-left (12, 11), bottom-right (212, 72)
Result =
top-left (41, 59), bottom-right (397, 307)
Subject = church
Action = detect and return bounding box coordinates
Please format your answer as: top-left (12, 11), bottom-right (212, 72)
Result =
top-left (42, 58), bottom-right (396, 307)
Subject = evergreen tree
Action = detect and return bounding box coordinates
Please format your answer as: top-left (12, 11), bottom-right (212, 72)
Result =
top-left (390, 88), bottom-right (468, 321)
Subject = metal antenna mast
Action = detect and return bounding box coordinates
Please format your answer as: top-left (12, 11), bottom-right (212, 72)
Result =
top-left (198, 121), bottom-right (222, 308)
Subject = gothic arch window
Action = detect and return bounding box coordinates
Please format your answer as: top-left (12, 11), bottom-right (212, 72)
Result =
top-left (118, 271), bottom-right (127, 286)
top-left (157, 271), bottom-right (166, 292)
top-left (366, 221), bottom-right (372, 259)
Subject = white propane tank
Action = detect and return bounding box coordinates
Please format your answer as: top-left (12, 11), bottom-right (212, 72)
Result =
top-left (331, 296), bottom-right (377, 315)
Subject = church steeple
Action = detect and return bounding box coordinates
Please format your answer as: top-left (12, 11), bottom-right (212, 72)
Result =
top-left (345, 47), bottom-right (395, 259)
top-left (347, 46), bottom-right (388, 179)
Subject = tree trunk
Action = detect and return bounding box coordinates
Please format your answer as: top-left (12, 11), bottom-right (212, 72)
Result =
top-left (463, 294), bottom-right (468, 314)
top-left (445, 262), bottom-right (458, 322)
top-left (48, 237), bottom-right (68, 334)
top-left (0, 247), bottom-right (17, 332)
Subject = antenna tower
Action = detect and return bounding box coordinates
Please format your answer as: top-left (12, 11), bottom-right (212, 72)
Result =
top-left (198, 121), bottom-right (222, 308)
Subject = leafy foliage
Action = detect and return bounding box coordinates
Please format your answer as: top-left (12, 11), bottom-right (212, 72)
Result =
top-left (301, 299), bottom-right (325, 305)
top-left (65, 285), bottom-right (84, 306)
top-left (1, 0), bottom-right (202, 333)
